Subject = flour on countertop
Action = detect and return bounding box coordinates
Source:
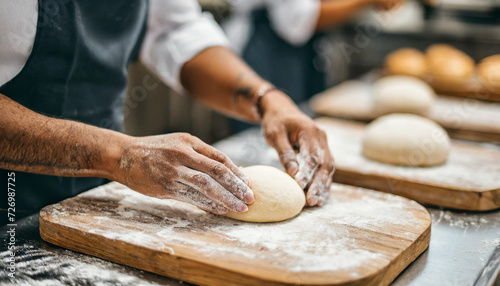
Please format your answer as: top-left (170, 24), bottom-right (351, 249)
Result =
top-left (44, 181), bottom-right (430, 280)
top-left (432, 209), bottom-right (493, 229)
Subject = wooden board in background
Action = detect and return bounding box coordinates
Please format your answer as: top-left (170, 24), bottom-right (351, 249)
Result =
top-left (385, 69), bottom-right (500, 103)
top-left (428, 74), bottom-right (500, 103)
top-left (315, 117), bottom-right (500, 211)
top-left (310, 80), bottom-right (500, 143)
top-left (40, 182), bottom-right (431, 286)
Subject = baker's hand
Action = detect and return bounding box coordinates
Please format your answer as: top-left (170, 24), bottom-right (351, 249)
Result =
top-left (114, 133), bottom-right (254, 214)
top-left (260, 91), bottom-right (335, 206)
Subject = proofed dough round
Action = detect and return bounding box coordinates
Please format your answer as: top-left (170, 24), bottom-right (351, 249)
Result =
top-left (385, 48), bottom-right (427, 78)
top-left (362, 114), bottom-right (450, 167)
top-left (372, 75), bottom-right (435, 116)
top-left (224, 165), bottom-right (306, 222)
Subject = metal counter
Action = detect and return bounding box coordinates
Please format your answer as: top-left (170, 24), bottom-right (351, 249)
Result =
top-left (1, 126), bottom-right (499, 285)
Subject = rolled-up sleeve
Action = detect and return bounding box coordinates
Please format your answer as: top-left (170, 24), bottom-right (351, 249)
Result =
top-left (140, 0), bottom-right (230, 92)
top-left (267, 0), bottom-right (320, 46)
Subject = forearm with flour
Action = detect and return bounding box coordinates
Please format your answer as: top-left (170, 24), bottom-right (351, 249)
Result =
top-left (0, 93), bottom-right (128, 179)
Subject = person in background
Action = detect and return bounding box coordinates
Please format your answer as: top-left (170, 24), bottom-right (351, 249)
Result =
top-left (224, 0), bottom-right (402, 104)
top-left (0, 0), bottom-right (334, 226)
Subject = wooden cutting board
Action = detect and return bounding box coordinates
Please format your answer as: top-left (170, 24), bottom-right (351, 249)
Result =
top-left (315, 117), bottom-right (500, 211)
top-left (310, 80), bottom-right (500, 143)
top-left (384, 69), bottom-right (500, 103)
top-left (40, 182), bottom-right (431, 286)
top-left (427, 74), bottom-right (500, 103)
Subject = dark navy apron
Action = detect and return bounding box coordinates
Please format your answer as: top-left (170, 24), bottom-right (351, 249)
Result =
top-left (234, 8), bottom-right (325, 132)
top-left (242, 8), bottom-right (325, 103)
top-left (0, 0), bottom-right (148, 225)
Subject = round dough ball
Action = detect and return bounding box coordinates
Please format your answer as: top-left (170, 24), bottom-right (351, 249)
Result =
top-left (425, 44), bottom-right (475, 81)
top-left (478, 55), bottom-right (500, 89)
top-left (224, 165), bottom-right (305, 223)
top-left (372, 75), bottom-right (435, 116)
top-left (385, 48), bottom-right (427, 78)
top-left (362, 114), bottom-right (450, 167)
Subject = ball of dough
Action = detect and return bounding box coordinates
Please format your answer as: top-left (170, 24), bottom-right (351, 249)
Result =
top-left (385, 48), bottom-right (427, 78)
top-left (362, 114), bottom-right (450, 167)
top-left (425, 44), bottom-right (475, 81)
top-left (372, 75), bottom-right (435, 116)
top-left (224, 165), bottom-right (305, 223)
top-left (478, 55), bottom-right (500, 89)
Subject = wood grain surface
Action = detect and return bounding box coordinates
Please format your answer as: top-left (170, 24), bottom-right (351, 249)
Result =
top-left (384, 68), bottom-right (500, 102)
top-left (310, 80), bottom-right (500, 143)
top-left (429, 75), bottom-right (500, 103)
top-left (315, 117), bottom-right (500, 211)
top-left (40, 182), bottom-right (431, 286)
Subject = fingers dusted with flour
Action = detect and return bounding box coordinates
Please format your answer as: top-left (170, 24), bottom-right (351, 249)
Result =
top-left (295, 130), bottom-right (335, 206)
top-left (191, 138), bottom-right (254, 203)
top-left (114, 133), bottom-right (253, 214)
top-left (263, 122), bottom-right (299, 178)
top-left (178, 46), bottom-right (334, 207)
top-left (260, 90), bottom-right (335, 206)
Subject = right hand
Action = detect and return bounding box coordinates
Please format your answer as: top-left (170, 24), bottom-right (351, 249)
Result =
top-left (114, 133), bottom-right (254, 214)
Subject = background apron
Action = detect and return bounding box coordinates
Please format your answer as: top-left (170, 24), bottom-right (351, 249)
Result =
top-left (0, 0), bottom-right (148, 225)
top-left (242, 8), bottom-right (326, 104)
top-left (234, 8), bottom-right (326, 131)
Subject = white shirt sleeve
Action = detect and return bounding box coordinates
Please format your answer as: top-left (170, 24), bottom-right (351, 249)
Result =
top-left (140, 0), bottom-right (230, 93)
top-left (0, 0), bottom-right (37, 87)
top-left (266, 0), bottom-right (320, 46)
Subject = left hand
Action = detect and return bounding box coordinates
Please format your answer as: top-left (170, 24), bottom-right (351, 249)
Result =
top-left (260, 90), bottom-right (335, 206)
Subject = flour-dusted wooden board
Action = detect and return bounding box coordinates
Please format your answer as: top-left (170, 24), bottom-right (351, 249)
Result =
top-left (310, 80), bottom-right (500, 142)
top-left (315, 117), bottom-right (500, 211)
top-left (40, 182), bottom-right (431, 286)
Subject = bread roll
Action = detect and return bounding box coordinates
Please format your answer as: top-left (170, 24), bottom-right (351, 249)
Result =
top-left (385, 48), bottom-right (427, 78)
top-left (478, 55), bottom-right (500, 90)
top-left (425, 44), bottom-right (475, 83)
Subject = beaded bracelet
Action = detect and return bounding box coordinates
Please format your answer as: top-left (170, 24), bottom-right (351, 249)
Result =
top-left (253, 84), bottom-right (276, 118)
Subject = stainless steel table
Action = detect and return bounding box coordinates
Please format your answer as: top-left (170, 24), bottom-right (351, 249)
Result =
top-left (1, 126), bottom-right (499, 285)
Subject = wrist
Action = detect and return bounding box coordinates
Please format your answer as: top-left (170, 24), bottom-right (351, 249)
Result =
top-left (253, 84), bottom-right (276, 118)
top-left (99, 130), bottom-right (133, 182)
top-left (260, 90), bottom-right (300, 118)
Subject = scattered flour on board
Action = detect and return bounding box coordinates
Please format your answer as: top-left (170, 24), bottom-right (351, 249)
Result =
top-left (322, 123), bottom-right (500, 191)
top-left (46, 182), bottom-right (429, 279)
top-left (214, 124), bottom-right (500, 192)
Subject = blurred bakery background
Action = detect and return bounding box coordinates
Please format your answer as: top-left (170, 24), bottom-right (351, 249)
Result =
top-left (124, 0), bottom-right (500, 143)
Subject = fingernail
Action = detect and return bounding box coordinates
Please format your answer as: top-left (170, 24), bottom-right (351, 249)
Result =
top-left (309, 196), bottom-right (318, 206)
top-left (244, 191), bottom-right (255, 204)
top-left (288, 161), bottom-right (299, 176)
top-left (299, 180), bottom-right (308, 189)
top-left (239, 203), bottom-right (249, 213)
